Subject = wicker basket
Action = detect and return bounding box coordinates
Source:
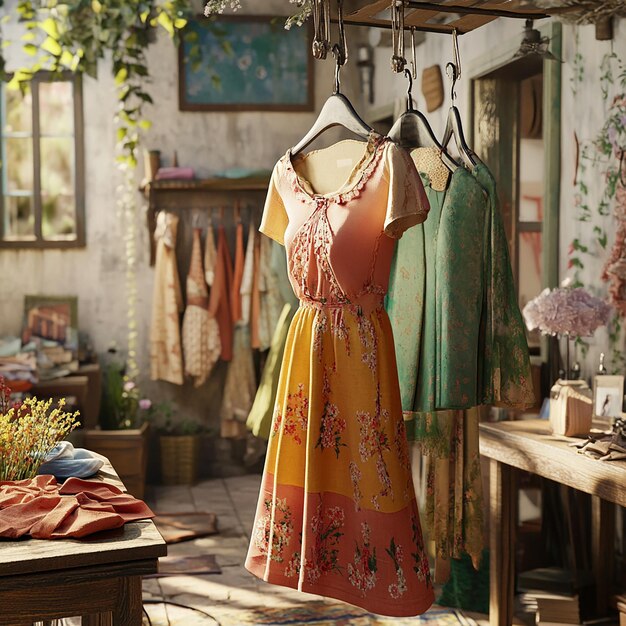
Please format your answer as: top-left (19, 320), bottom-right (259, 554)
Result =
top-left (159, 435), bottom-right (200, 485)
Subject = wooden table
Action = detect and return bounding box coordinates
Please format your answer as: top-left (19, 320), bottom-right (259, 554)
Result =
top-left (479, 418), bottom-right (626, 626)
top-left (0, 463), bottom-right (166, 625)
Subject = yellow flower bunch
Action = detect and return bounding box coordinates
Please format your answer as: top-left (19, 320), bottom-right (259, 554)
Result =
top-left (0, 397), bottom-right (80, 482)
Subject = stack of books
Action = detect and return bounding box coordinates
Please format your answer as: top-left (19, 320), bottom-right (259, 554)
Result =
top-left (534, 591), bottom-right (581, 625)
top-left (518, 567), bottom-right (595, 626)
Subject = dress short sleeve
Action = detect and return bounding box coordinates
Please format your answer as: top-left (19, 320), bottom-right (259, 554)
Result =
top-left (382, 142), bottom-right (430, 239)
top-left (259, 163), bottom-right (289, 246)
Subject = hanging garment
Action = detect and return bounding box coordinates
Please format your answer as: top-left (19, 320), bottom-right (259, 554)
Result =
top-left (204, 223), bottom-right (217, 287)
top-left (257, 235), bottom-right (285, 351)
top-left (473, 163), bottom-right (535, 409)
top-left (209, 225), bottom-right (234, 362)
top-left (241, 220), bottom-right (256, 325)
top-left (204, 224), bottom-right (222, 364)
top-left (231, 221), bottom-right (245, 323)
top-left (247, 243), bottom-right (299, 440)
top-left (150, 211), bottom-right (184, 385)
top-left (250, 232), bottom-right (262, 349)
top-left (221, 221), bottom-right (257, 439)
top-left (245, 133), bottom-right (434, 617)
top-left (182, 228), bottom-right (220, 387)
top-left (386, 148), bottom-right (534, 422)
top-left (247, 303), bottom-right (295, 440)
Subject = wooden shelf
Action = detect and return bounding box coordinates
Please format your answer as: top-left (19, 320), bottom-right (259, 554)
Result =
top-left (143, 175), bottom-right (270, 265)
top-left (142, 175), bottom-right (271, 194)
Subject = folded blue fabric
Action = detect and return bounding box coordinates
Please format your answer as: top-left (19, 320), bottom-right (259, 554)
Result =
top-left (38, 442), bottom-right (104, 479)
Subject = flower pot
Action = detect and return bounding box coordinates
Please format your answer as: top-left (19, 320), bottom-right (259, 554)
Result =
top-left (83, 421), bottom-right (150, 499)
top-left (159, 435), bottom-right (199, 485)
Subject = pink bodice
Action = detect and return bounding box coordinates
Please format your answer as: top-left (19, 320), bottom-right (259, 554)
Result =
top-left (260, 133), bottom-right (430, 313)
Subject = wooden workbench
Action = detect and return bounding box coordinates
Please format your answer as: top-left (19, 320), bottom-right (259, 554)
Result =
top-left (0, 462), bottom-right (166, 625)
top-left (479, 418), bottom-right (626, 626)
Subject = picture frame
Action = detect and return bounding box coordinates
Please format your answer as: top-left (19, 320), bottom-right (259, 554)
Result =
top-left (178, 15), bottom-right (314, 112)
top-left (22, 295), bottom-right (78, 351)
top-left (592, 375), bottom-right (624, 421)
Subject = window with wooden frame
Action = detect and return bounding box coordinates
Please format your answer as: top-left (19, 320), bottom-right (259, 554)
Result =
top-left (0, 72), bottom-right (84, 248)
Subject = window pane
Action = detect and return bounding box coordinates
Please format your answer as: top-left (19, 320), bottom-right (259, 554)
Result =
top-left (42, 193), bottom-right (76, 239)
top-left (40, 137), bottom-right (76, 239)
top-left (519, 231), bottom-right (543, 350)
top-left (39, 81), bottom-right (73, 136)
top-left (5, 137), bottom-right (33, 191)
top-left (4, 87), bottom-right (32, 134)
top-left (519, 138), bottom-right (544, 222)
top-left (40, 137), bottom-right (74, 196)
top-left (3, 195), bottom-right (34, 239)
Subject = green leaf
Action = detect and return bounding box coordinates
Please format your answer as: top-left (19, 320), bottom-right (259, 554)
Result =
top-left (139, 120), bottom-right (152, 130)
top-left (115, 67), bottom-right (128, 85)
top-left (117, 127), bottom-right (127, 142)
top-left (140, 10), bottom-right (150, 24)
top-left (58, 49), bottom-right (72, 68)
top-left (23, 43), bottom-right (38, 56)
top-left (39, 17), bottom-right (59, 39)
top-left (157, 11), bottom-right (174, 36)
top-left (41, 36), bottom-right (62, 56)
top-left (174, 17), bottom-right (187, 30)
top-left (92, 0), bottom-right (103, 13)
top-left (21, 32), bottom-right (36, 42)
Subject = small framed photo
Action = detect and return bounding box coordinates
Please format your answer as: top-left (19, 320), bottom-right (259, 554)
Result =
top-left (22, 295), bottom-right (78, 351)
top-left (592, 375), bottom-right (624, 420)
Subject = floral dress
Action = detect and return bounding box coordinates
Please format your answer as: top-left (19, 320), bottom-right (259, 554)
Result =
top-left (245, 132), bottom-right (435, 617)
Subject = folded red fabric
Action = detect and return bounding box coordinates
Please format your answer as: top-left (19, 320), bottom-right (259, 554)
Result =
top-left (0, 475), bottom-right (154, 539)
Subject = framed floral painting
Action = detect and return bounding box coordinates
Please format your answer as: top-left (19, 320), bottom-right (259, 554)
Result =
top-left (178, 16), bottom-right (314, 112)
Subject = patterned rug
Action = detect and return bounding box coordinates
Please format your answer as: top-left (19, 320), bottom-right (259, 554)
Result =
top-left (223, 603), bottom-right (476, 626)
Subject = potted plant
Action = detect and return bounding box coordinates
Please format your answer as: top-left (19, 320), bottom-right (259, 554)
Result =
top-left (83, 357), bottom-right (152, 499)
top-left (146, 402), bottom-right (204, 485)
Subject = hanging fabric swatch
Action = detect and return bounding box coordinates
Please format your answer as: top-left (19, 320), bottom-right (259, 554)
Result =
top-left (221, 220), bottom-right (256, 439)
top-left (209, 225), bottom-right (234, 362)
top-left (181, 228), bottom-right (220, 387)
top-left (150, 211), bottom-right (184, 385)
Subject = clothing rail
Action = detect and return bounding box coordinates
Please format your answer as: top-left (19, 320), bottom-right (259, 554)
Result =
top-left (143, 176), bottom-right (269, 265)
top-left (334, 0), bottom-right (575, 35)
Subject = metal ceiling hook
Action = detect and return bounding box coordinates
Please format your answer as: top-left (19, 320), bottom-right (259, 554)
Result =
top-left (446, 28), bottom-right (461, 103)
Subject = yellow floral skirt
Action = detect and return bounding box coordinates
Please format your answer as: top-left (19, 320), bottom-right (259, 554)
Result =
top-left (245, 301), bottom-right (434, 617)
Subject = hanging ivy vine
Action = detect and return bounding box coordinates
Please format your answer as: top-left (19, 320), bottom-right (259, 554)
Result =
top-left (568, 31), bottom-right (626, 373)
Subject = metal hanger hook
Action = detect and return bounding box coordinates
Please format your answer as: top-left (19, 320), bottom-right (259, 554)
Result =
top-left (403, 67), bottom-right (414, 110)
top-left (335, 0), bottom-right (348, 67)
top-left (410, 26), bottom-right (417, 81)
top-left (332, 44), bottom-right (342, 93)
top-left (446, 28), bottom-right (461, 104)
top-left (445, 61), bottom-right (458, 103)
